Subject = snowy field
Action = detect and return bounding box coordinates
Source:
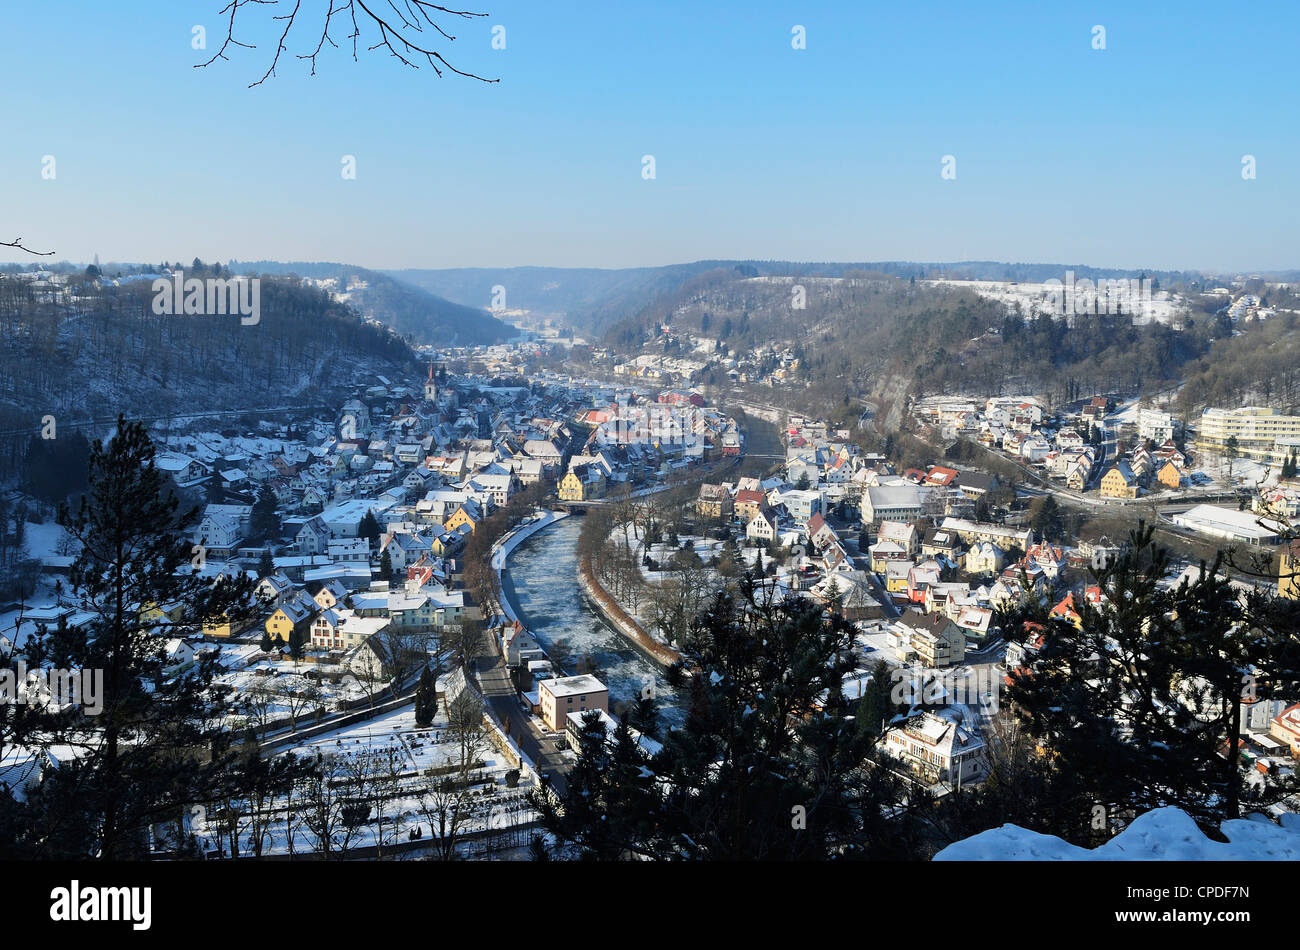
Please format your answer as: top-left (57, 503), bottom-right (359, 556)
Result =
top-left (216, 655), bottom-right (372, 728)
top-left (188, 704), bottom-right (537, 858)
top-left (925, 278), bottom-right (1187, 327)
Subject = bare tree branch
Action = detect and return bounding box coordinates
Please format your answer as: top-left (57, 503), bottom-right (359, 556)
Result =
top-left (197, 0), bottom-right (498, 86)
top-left (1, 238), bottom-right (55, 257)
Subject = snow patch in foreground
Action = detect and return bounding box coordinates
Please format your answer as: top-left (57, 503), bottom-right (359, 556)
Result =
top-left (935, 807), bottom-right (1300, 860)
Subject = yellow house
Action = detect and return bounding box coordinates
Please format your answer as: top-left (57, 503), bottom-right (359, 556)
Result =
top-left (558, 470), bottom-right (584, 501)
top-left (884, 560), bottom-right (911, 595)
top-left (559, 464), bottom-right (605, 502)
top-left (1100, 462), bottom-right (1138, 499)
top-left (202, 613), bottom-right (257, 638)
top-left (444, 503), bottom-right (481, 535)
top-left (1156, 459), bottom-right (1187, 489)
top-left (266, 591), bottom-right (317, 642)
top-left (140, 600), bottom-right (187, 627)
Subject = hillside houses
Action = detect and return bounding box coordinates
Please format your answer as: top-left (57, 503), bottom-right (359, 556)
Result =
top-left (914, 392), bottom-right (1201, 500)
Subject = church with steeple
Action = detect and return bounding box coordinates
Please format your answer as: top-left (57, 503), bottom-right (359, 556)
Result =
top-left (424, 361), bottom-right (437, 402)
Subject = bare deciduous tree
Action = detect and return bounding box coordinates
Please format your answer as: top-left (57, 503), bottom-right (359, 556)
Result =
top-left (198, 0), bottom-right (500, 87)
top-left (418, 689), bottom-right (487, 859)
top-left (276, 676), bottom-right (323, 731)
top-left (300, 751), bottom-right (359, 858)
top-left (341, 746), bottom-right (403, 859)
top-left (242, 680), bottom-right (279, 740)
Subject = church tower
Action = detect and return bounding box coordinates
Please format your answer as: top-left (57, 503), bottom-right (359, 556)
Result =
top-left (424, 361), bottom-right (437, 402)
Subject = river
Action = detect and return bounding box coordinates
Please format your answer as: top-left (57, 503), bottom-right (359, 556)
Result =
top-left (502, 515), bottom-right (684, 729)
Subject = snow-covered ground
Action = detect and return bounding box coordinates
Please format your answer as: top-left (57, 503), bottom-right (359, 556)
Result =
top-left (189, 704), bottom-right (536, 858)
top-left (22, 520), bottom-right (70, 565)
top-left (925, 278), bottom-right (1187, 327)
top-left (216, 656), bottom-right (371, 726)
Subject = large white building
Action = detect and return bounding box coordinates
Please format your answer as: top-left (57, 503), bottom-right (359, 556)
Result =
top-left (884, 709), bottom-right (986, 787)
top-left (1169, 504), bottom-right (1286, 547)
top-left (1136, 407), bottom-right (1176, 444)
top-left (1196, 407), bottom-right (1300, 464)
top-left (861, 485), bottom-right (926, 524)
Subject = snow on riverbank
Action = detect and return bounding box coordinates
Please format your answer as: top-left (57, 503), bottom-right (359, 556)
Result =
top-left (492, 509), bottom-right (569, 624)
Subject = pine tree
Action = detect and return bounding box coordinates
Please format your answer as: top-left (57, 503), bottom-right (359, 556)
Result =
top-left (532, 577), bottom-right (916, 859)
top-left (1002, 523), bottom-right (1300, 833)
top-left (415, 667), bottom-right (437, 727)
top-left (24, 415), bottom-right (270, 858)
top-left (627, 692), bottom-right (659, 740)
top-left (855, 659), bottom-right (900, 738)
top-left (250, 487), bottom-right (280, 542)
top-left (359, 509), bottom-right (381, 548)
top-left (206, 471), bottom-right (225, 504)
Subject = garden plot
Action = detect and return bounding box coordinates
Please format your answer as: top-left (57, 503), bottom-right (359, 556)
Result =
top-left (215, 655), bottom-right (371, 728)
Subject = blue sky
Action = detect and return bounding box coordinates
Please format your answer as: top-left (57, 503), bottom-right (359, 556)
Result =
top-left (2, 0), bottom-right (1296, 271)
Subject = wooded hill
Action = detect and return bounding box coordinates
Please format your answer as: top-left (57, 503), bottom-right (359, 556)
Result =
top-left (596, 267), bottom-right (1300, 419)
top-left (0, 268), bottom-right (416, 474)
top-left (391, 259), bottom-right (1207, 338)
top-left (234, 260), bottom-right (515, 346)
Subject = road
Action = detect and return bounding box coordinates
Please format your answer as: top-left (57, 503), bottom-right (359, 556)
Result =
top-left (473, 628), bottom-right (572, 795)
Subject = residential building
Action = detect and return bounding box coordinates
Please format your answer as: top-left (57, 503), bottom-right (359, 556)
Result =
top-left (746, 507), bottom-right (779, 543)
top-left (806, 512), bottom-right (838, 551)
top-left (1137, 407), bottom-right (1176, 444)
top-left (884, 710), bottom-right (986, 787)
top-left (921, 527), bottom-right (961, 562)
top-left (894, 614), bottom-right (966, 668)
top-left (539, 674), bottom-right (609, 732)
top-left (696, 483), bottom-right (733, 520)
top-left (1099, 462), bottom-right (1139, 499)
top-left (734, 488), bottom-right (768, 523)
top-left (964, 541), bottom-right (1004, 576)
top-left (1269, 703), bottom-right (1300, 755)
top-left (558, 464), bottom-right (606, 502)
top-left (265, 590), bottom-right (318, 643)
top-left (1156, 459), bottom-right (1188, 489)
top-left (1197, 406), bottom-right (1300, 464)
